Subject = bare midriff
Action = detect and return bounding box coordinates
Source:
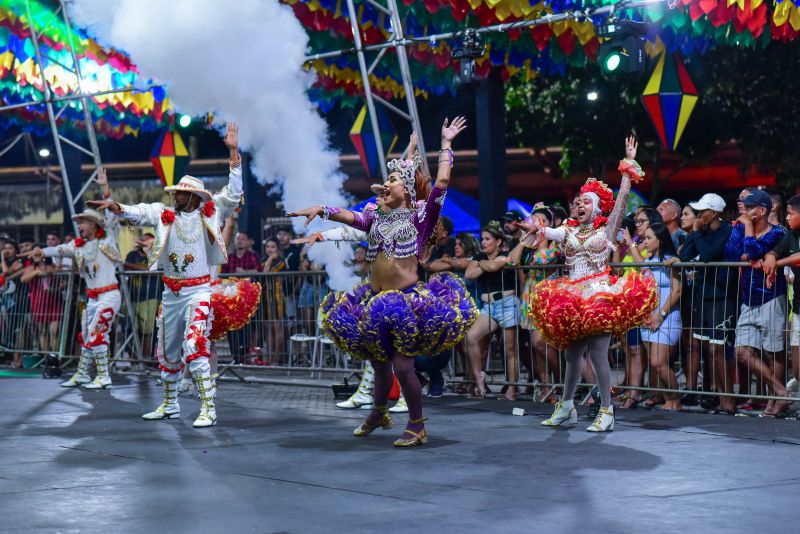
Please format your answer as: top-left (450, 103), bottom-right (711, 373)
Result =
top-left (370, 254), bottom-right (418, 292)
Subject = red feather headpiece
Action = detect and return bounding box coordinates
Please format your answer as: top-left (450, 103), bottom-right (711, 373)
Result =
top-left (579, 178), bottom-right (615, 215)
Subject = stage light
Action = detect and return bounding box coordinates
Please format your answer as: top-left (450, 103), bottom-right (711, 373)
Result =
top-left (451, 28), bottom-right (485, 86)
top-left (596, 19), bottom-right (647, 75)
top-left (178, 114), bottom-right (192, 128)
top-left (587, 91), bottom-right (599, 102)
top-left (604, 51), bottom-right (622, 72)
top-left (38, 148), bottom-right (50, 158)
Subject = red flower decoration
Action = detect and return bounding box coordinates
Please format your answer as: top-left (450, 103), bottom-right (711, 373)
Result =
top-left (161, 209), bottom-right (176, 224)
top-left (593, 215), bottom-right (608, 229)
top-left (565, 218), bottom-right (580, 227)
top-left (202, 201), bottom-right (216, 218)
top-left (618, 159), bottom-right (644, 184)
top-left (95, 228), bottom-right (106, 239)
top-left (579, 178), bottom-right (615, 215)
top-left (74, 238), bottom-right (86, 248)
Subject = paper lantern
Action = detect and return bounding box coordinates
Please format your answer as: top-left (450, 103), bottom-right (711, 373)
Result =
top-left (349, 104), bottom-right (397, 176)
top-left (641, 52), bottom-right (699, 151)
top-left (150, 128), bottom-right (190, 187)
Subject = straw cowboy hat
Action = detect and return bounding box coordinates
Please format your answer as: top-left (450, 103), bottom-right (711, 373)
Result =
top-left (72, 208), bottom-right (106, 228)
top-left (163, 175), bottom-right (212, 202)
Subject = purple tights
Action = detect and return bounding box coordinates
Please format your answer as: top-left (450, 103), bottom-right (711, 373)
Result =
top-left (366, 357), bottom-right (424, 431)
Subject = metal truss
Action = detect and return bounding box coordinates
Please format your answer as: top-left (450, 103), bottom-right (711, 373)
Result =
top-left (0, 0), bottom-right (156, 234)
top-left (341, 0), bottom-right (430, 180)
top-left (307, 0), bottom-right (669, 180)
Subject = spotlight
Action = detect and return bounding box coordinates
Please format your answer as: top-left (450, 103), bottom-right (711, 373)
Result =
top-left (178, 114), bottom-right (192, 128)
top-left (596, 19), bottom-right (647, 74)
top-left (586, 91), bottom-right (599, 102)
top-left (38, 148), bottom-right (50, 158)
top-left (451, 28), bottom-right (485, 86)
top-left (604, 51), bottom-right (622, 72)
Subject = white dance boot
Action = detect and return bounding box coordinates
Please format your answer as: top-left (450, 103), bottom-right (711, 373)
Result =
top-left (61, 353), bottom-right (92, 387)
top-left (541, 400), bottom-right (577, 427)
top-left (84, 353), bottom-right (112, 389)
top-left (389, 394), bottom-right (408, 413)
top-left (587, 406), bottom-right (615, 432)
top-left (192, 370), bottom-right (217, 428)
top-left (142, 381), bottom-right (180, 420)
top-left (337, 362), bottom-right (374, 409)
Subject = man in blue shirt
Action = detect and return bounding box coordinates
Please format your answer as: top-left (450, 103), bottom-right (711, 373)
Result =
top-left (724, 189), bottom-right (790, 415)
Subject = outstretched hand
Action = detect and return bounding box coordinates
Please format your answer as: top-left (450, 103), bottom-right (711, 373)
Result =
top-left (86, 199), bottom-right (121, 214)
top-left (406, 131), bottom-right (418, 156)
top-left (224, 122), bottom-right (239, 150)
top-left (286, 206), bottom-right (324, 227)
top-left (441, 116), bottom-right (467, 144)
top-left (95, 167), bottom-right (107, 187)
top-left (625, 135), bottom-right (638, 160)
top-left (19, 247), bottom-right (44, 262)
top-left (291, 233), bottom-right (324, 246)
top-left (518, 220), bottom-right (539, 234)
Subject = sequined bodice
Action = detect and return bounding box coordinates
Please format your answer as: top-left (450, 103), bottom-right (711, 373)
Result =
top-left (563, 226), bottom-right (612, 280)
top-left (367, 208), bottom-right (418, 261)
top-left (353, 186), bottom-right (447, 263)
top-left (164, 210), bottom-right (210, 278)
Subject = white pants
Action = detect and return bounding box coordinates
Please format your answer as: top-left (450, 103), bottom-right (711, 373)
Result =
top-left (156, 284), bottom-right (213, 383)
top-left (80, 290), bottom-right (121, 358)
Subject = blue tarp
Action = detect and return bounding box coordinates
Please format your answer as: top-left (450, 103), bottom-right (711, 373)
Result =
top-left (350, 190), bottom-right (532, 234)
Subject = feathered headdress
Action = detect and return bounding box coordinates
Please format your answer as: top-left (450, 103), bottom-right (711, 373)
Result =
top-left (386, 151), bottom-right (423, 203)
top-left (579, 178), bottom-right (615, 215)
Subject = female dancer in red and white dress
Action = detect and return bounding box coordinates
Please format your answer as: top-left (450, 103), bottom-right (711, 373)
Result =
top-left (523, 137), bottom-right (658, 432)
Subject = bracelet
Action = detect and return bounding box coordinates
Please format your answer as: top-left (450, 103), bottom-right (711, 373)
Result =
top-left (439, 148), bottom-right (454, 167)
top-left (630, 242), bottom-right (638, 248)
top-left (320, 206), bottom-right (341, 221)
top-left (477, 260), bottom-right (483, 270)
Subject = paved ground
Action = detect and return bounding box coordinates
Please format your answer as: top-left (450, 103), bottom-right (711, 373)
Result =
top-left (1, 373), bottom-right (799, 534)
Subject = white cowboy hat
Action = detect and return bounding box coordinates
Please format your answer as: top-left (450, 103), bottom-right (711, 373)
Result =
top-left (71, 208), bottom-right (106, 228)
top-left (163, 175), bottom-right (212, 202)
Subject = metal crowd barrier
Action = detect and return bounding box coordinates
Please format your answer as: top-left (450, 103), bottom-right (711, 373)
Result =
top-left (1, 263), bottom-right (798, 407)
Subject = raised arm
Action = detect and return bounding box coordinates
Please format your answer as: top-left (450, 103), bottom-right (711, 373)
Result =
top-left (605, 136), bottom-right (642, 242)
top-left (434, 116), bottom-right (467, 190)
top-left (213, 123), bottom-right (245, 219)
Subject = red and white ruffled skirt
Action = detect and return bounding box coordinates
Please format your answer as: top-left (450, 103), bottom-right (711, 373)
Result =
top-left (209, 278), bottom-right (262, 341)
top-left (528, 267), bottom-right (657, 350)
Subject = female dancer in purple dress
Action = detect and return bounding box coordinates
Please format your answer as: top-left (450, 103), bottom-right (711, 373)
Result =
top-left (288, 119), bottom-right (477, 447)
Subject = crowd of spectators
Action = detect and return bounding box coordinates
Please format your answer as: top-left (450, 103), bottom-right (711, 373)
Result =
top-left (2, 185), bottom-right (800, 417)
top-left (0, 232), bottom-right (73, 367)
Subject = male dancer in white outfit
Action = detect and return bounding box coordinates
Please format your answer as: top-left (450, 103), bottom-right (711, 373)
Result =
top-left (27, 169), bottom-right (121, 389)
top-left (90, 124), bottom-right (243, 428)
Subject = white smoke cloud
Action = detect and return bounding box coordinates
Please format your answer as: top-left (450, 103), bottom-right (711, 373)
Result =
top-left (68, 0), bottom-right (360, 290)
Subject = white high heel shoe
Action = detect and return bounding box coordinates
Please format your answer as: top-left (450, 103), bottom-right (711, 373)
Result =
top-left (541, 400), bottom-right (577, 427)
top-left (587, 406), bottom-right (615, 432)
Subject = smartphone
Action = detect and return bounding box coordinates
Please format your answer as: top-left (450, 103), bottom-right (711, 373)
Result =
top-left (616, 230), bottom-right (624, 242)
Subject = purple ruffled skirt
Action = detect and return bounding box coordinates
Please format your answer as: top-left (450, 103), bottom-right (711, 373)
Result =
top-left (320, 272), bottom-right (478, 361)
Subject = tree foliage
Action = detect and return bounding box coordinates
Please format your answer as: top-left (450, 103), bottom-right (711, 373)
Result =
top-left (505, 40), bottom-right (800, 193)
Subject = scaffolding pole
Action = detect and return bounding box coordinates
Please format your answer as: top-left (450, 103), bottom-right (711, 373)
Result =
top-left (340, 0), bottom-right (432, 180)
top-left (307, 0), bottom-right (667, 179)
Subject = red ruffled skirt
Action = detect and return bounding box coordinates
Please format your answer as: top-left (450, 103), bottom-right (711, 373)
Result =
top-left (209, 278), bottom-right (262, 341)
top-left (528, 268), bottom-right (658, 350)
